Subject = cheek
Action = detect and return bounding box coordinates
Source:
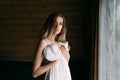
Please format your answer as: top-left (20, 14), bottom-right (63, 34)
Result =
top-left (59, 24), bottom-right (63, 29)
top-left (55, 26), bottom-right (63, 33)
top-left (58, 25), bottom-right (63, 32)
top-left (58, 25), bottom-right (62, 30)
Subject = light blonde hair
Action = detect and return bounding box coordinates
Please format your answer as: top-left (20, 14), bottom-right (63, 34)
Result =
top-left (40, 12), bottom-right (67, 42)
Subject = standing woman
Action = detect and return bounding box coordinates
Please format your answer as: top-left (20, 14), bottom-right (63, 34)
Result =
top-left (32, 12), bottom-right (72, 80)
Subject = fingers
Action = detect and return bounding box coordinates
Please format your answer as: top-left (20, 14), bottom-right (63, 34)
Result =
top-left (59, 45), bottom-right (68, 56)
top-left (60, 45), bottom-right (66, 51)
top-left (60, 46), bottom-right (65, 54)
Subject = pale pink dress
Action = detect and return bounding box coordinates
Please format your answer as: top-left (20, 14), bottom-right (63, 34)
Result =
top-left (43, 42), bottom-right (72, 80)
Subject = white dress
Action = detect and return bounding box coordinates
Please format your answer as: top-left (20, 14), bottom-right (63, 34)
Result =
top-left (43, 42), bottom-right (72, 80)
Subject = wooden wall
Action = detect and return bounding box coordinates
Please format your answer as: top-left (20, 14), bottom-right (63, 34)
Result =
top-left (0, 0), bottom-right (86, 61)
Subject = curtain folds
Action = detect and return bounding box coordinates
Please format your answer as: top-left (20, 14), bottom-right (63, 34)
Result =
top-left (98, 0), bottom-right (120, 80)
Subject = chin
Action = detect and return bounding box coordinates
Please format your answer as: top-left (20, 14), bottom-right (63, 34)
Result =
top-left (57, 32), bottom-right (61, 35)
top-left (54, 31), bottom-right (60, 34)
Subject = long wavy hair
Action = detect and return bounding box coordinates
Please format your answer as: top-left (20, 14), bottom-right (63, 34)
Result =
top-left (40, 12), bottom-right (67, 42)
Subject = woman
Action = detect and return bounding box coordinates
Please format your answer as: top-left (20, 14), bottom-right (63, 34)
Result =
top-left (32, 12), bottom-right (72, 80)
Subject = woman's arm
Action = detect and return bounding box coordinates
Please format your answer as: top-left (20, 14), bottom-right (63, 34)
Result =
top-left (32, 39), bottom-right (57, 78)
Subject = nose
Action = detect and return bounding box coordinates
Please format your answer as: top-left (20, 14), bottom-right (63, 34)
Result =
top-left (56, 23), bottom-right (60, 28)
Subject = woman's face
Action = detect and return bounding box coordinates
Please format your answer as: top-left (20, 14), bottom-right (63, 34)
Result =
top-left (53, 16), bottom-right (63, 35)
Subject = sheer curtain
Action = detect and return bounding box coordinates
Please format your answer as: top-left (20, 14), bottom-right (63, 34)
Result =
top-left (98, 0), bottom-right (120, 80)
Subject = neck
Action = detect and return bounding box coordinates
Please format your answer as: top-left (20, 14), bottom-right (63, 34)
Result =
top-left (47, 35), bottom-right (56, 41)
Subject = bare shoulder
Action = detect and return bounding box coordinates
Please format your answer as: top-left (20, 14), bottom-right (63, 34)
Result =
top-left (35, 39), bottom-right (48, 56)
top-left (39, 39), bottom-right (48, 49)
top-left (40, 39), bottom-right (46, 45)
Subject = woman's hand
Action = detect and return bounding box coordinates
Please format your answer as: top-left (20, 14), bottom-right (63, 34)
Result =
top-left (59, 45), bottom-right (70, 62)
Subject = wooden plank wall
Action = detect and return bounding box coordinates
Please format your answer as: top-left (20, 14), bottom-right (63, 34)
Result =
top-left (0, 0), bottom-right (85, 61)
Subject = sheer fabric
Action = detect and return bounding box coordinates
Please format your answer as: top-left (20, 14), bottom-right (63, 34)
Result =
top-left (43, 43), bottom-right (72, 80)
top-left (99, 0), bottom-right (120, 80)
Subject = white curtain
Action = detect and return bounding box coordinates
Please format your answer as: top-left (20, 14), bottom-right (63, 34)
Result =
top-left (98, 0), bottom-right (120, 80)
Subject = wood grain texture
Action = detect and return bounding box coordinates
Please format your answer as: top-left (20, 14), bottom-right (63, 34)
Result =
top-left (0, 0), bottom-right (85, 61)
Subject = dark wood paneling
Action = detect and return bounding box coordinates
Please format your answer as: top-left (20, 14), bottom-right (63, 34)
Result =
top-left (0, 0), bottom-right (85, 61)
